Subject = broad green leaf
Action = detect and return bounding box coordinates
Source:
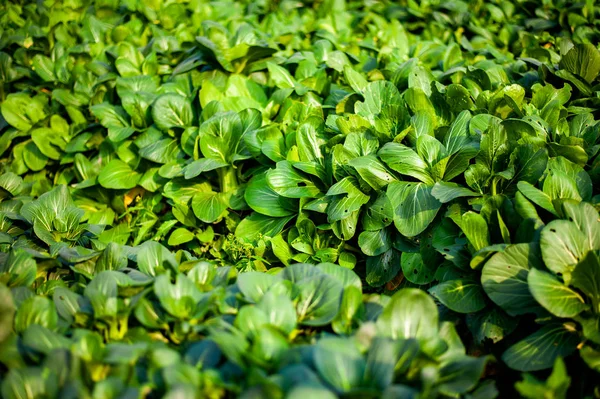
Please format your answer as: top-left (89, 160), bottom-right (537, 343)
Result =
top-left (326, 177), bottom-right (370, 222)
top-left (560, 44), bottom-right (600, 83)
top-left (376, 288), bottom-right (438, 340)
top-left (32, 54), bottom-right (56, 82)
top-left (515, 357), bottom-right (571, 399)
top-left (152, 93), bottom-right (194, 131)
top-left (168, 228), bottom-right (195, 246)
top-left (296, 275), bottom-right (343, 326)
top-left (91, 103), bottom-right (130, 128)
top-left (14, 296), bottom-right (57, 333)
top-left (444, 110), bottom-right (472, 154)
top-left (572, 252), bottom-right (600, 314)
top-left (343, 65), bottom-right (368, 94)
top-left (561, 201), bottom-right (600, 252)
top-left (184, 158), bottom-right (229, 179)
top-left (286, 386), bottom-right (337, 399)
top-left (235, 213), bottom-right (294, 239)
top-left (256, 291), bottom-right (297, 335)
top-left (154, 274), bottom-right (204, 319)
top-left (466, 308), bottom-right (518, 344)
top-left (245, 174), bottom-right (297, 217)
top-left (358, 229), bottom-right (391, 257)
top-left (481, 243), bottom-right (542, 316)
top-left (445, 85), bottom-right (474, 113)
top-left (401, 252), bottom-right (436, 285)
top-left (349, 155), bottom-right (397, 190)
top-left (429, 279), bottom-right (487, 314)
top-left (1, 368), bottom-right (55, 399)
top-left (477, 119), bottom-right (509, 174)
top-left (316, 263), bottom-right (362, 290)
top-left (362, 193), bottom-right (394, 231)
top-left (22, 324), bottom-right (69, 354)
top-left (502, 323), bottom-right (579, 371)
top-left (139, 138), bottom-right (184, 164)
top-left (460, 211), bottom-right (490, 252)
top-left (355, 81), bottom-right (409, 140)
top-left (314, 337), bottom-right (365, 393)
top-left (23, 141), bottom-right (48, 171)
top-left (237, 272), bottom-right (281, 303)
top-left (192, 192), bottom-right (228, 223)
top-left (267, 62), bottom-right (296, 89)
top-left (1, 93), bottom-right (46, 131)
top-left (136, 241), bottom-right (177, 277)
top-left (507, 145), bottom-right (548, 186)
top-left (364, 337), bottom-right (417, 390)
top-left (540, 220), bottom-right (589, 281)
top-left (98, 160), bottom-right (141, 190)
top-left (267, 161), bottom-right (321, 198)
top-left (332, 285), bottom-right (364, 335)
top-left (388, 181), bottom-right (442, 237)
top-left (379, 143), bottom-right (433, 184)
top-left (31, 128), bottom-right (65, 160)
top-left (517, 181), bottom-right (558, 215)
top-left (199, 111), bottom-right (244, 163)
top-left (437, 357), bottom-right (488, 395)
top-left (296, 116), bottom-right (326, 165)
top-left (528, 268), bottom-right (588, 318)
top-left (366, 249), bottom-right (401, 287)
top-left (431, 182), bottom-right (480, 203)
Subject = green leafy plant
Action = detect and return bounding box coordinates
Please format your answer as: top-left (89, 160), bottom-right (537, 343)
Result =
top-left (1, 0), bottom-right (600, 396)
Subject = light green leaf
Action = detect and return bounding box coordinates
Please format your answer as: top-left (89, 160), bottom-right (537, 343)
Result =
top-left (560, 44), bottom-right (600, 83)
top-left (98, 160), bottom-right (141, 190)
top-left (267, 161), bottom-right (321, 198)
top-left (152, 93), bottom-right (194, 131)
top-left (245, 174), bottom-right (297, 217)
top-left (296, 275), bottom-right (343, 326)
top-left (528, 268), bottom-right (588, 318)
top-left (314, 337), bottom-right (365, 393)
top-left (432, 181), bottom-right (480, 203)
top-left (192, 192), bottom-right (228, 223)
top-left (388, 181), bottom-right (441, 237)
top-left (235, 213), bottom-right (294, 240)
top-left (481, 243), bottom-right (542, 316)
top-left (379, 142), bottom-right (433, 184)
top-left (1, 93), bottom-right (46, 131)
top-left (460, 211), bottom-right (490, 252)
top-left (572, 251), bottom-right (600, 314)
top-left (376, 288), bottom-right (438, 340)
top-left (168, 228), bottom-right (195, 246)
top-left (267, 62), bottom-right (295, 89)
top-left (540, 220), bottom-right (589, 281)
